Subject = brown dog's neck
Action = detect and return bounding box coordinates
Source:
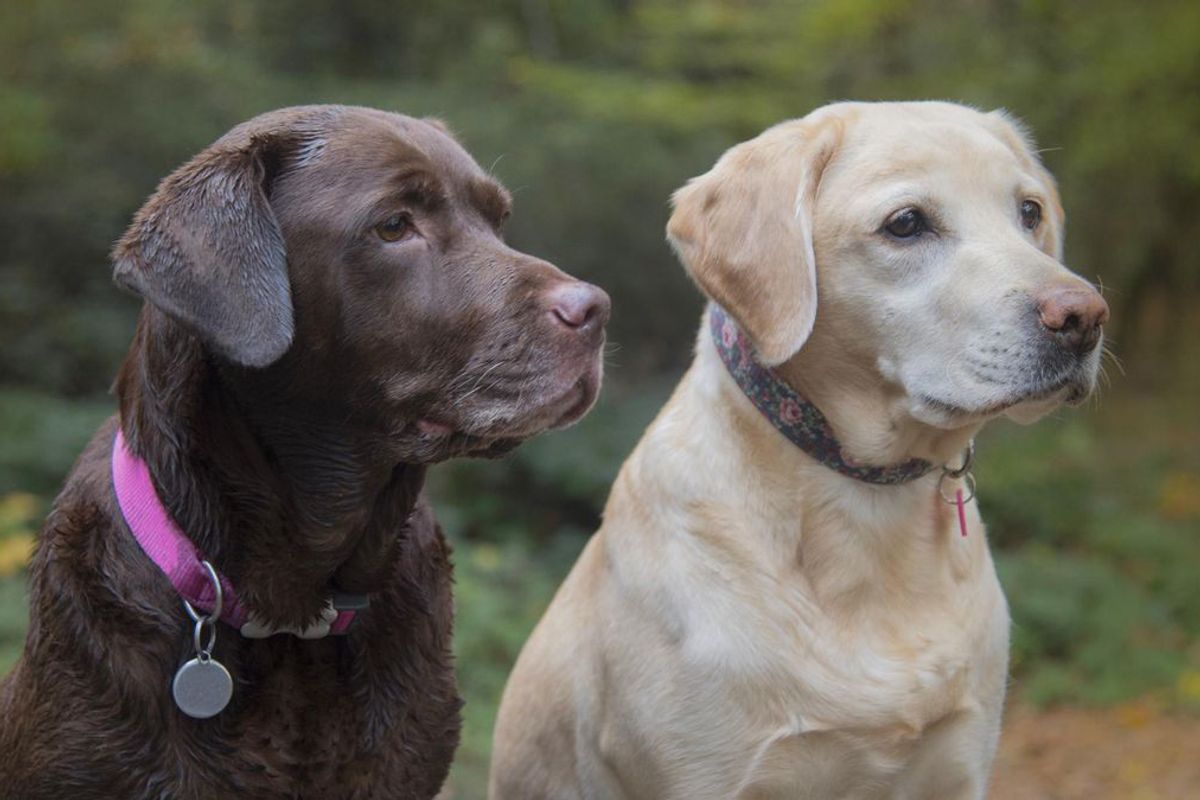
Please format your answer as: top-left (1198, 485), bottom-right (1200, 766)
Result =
top-left (115, 308), bottom-right (427, 627)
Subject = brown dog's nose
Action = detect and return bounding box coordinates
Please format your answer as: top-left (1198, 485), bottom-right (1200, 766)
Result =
top-left (548, 282), bottom-right (611, 333)
top-left (1034, 285), bottom-right (1109, 353)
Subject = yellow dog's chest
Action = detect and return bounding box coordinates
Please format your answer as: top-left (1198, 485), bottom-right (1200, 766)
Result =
top-left (711, 587), bottom-right (1005, 798)
top-left (734, 708), bottom-right (985, 799)
top-left (665, 568), bottom-right (999, 789)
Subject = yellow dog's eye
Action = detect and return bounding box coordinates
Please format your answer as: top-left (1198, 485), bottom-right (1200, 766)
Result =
top-left (883, 207), bottom-right (927, 239)
top-left (376, 213), bottom-right (414, 242)
top-left (1020, 199), bottom-right (1042, 231)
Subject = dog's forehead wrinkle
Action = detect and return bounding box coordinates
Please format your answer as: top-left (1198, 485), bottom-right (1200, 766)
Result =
top-left (390, 116), bottom-right (492, 186)
top-left (273, 138), bottom-right (432, 220)
top-left (836, 115), bottom-right (1029, 187)
top-left (466, 178), bottom-right (513, 225)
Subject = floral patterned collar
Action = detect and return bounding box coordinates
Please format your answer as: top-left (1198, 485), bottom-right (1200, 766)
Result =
top-left (708, 304), bottom-right (936, 485)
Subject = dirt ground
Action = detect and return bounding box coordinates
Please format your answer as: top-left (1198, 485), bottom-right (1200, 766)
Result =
top-left (990, 702), bottom-right (1200, 799)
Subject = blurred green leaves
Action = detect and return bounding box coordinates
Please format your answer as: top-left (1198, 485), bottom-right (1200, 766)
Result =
top-left (978, 401), bottom-right (1200, 707)
top-left (4, 0), bottom-right (1196, 395)
top-left (0, 389), bottom-right (111, 494)
top-left (0, 2), bottom-right (1197, 796)
top-left (0, 87), bottom-right (53, 177)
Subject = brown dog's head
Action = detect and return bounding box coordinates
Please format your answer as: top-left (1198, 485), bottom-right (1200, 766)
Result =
top-left (112, 106), bottom-right (608, 462)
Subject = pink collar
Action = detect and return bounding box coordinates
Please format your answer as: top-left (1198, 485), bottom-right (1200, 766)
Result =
top-left (111, 429), bottom-right (359, 637)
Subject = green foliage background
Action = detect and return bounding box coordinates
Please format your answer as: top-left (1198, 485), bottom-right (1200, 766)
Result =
top-left (1, 1), bottom-right (1197, 795)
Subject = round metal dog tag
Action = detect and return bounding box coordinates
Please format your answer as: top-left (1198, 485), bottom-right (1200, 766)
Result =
top-left (172, 656), bottom-right (233, 719)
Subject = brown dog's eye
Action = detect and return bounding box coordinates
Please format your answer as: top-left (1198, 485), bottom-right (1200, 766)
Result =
top-left (376, 214), bottom-right (414, 242)
top-left (883, 208), bottom-right (927, 240)
top-left (1020, 199), bottom-right (1042, 231)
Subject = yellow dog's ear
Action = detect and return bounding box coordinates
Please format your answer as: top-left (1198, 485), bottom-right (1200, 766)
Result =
top-left (667, 117), bottom-right (841, 366)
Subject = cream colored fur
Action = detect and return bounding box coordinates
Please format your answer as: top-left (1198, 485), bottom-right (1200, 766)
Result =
top-left (490, 101), bottom-right (1105, 800)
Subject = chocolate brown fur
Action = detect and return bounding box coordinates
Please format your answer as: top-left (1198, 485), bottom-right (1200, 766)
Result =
top-left (0, 105), bottom-right (608, 799)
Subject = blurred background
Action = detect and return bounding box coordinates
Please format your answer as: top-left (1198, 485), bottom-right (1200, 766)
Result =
top-left (1, 1), bottom-right (1197, 797)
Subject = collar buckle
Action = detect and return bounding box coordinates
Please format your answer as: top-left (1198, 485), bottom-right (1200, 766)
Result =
top-left (938, 441), bottom-right (976, 504)
top-left (938, 441), bottom-right (977, 538)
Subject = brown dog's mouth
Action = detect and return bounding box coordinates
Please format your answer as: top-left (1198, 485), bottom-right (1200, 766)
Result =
top-left (547, 373), bottom-right (599, 429)
top-left (414, 353), bottom-right (603, 448)
top-left (492, 359), bottom-right (602, 438)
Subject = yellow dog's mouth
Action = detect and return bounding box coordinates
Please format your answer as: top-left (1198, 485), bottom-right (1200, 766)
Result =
top-left (918, 364), bottom-right (1098, 421)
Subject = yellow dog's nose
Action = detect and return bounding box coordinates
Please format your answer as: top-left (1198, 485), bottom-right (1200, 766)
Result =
top-left (1034, 285), bottom-right (1110, 353)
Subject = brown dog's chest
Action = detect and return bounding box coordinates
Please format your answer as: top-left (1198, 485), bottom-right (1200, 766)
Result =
top-left (155, 554), bottom-right (462, 799)
top-left (3, 604), bottom-right (462, 800)
top-left (228, 651), bottom-right (394, 789)
top-left (0, 455), bottom-right (462, 800)
top-left (194, 640), bottom-right (461, 799)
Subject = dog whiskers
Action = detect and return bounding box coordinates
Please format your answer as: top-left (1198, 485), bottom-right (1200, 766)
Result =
top-left (1101, 343), bottom-right (1125, 377)
top-left (457, 359), bottom-right (510, 404)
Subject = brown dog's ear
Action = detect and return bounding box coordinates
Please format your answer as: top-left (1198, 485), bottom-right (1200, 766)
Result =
top-left (668, 117), bottom-right (841, 366)
top-left (112, 131), bottom-right (297, 368)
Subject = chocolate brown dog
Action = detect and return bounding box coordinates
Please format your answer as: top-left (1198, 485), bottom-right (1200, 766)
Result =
top-left (0, 105), bottom-right (608, 799)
